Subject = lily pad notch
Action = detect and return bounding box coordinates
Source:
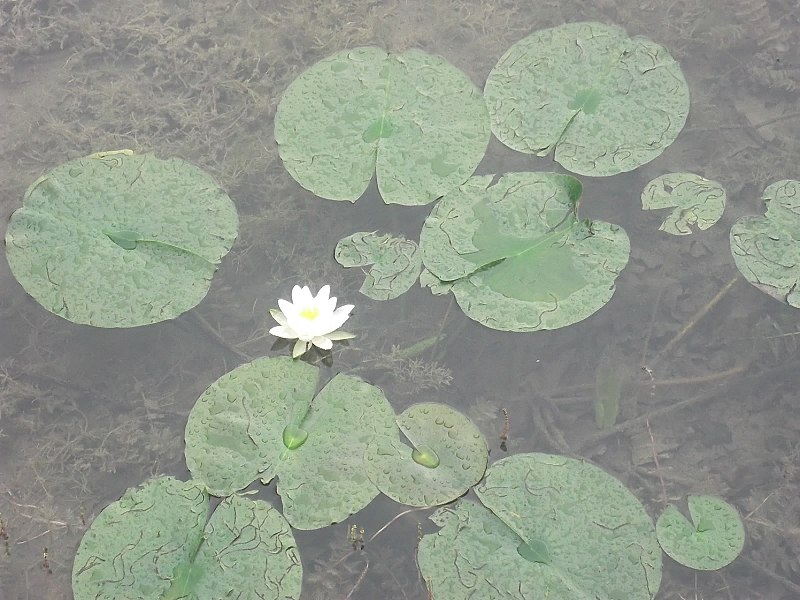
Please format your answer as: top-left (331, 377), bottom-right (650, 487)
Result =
top-left (274, 47), bottom-right (490, 205)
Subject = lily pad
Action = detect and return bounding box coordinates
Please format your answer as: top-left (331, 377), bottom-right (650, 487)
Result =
top-left (656, 495), bottom-right (745, 570)
top-left (274, 47), bottom-right (490, 205)
top-left (72, 476), bottom-right (301, 600)
top-left (485, 22), bottom-right (690, 176)
top-left (730, 180), bottom-right (800, 307)
top-left (335, 231), bottom-right (422, 300)
top-left (365, 403), bottom-right (488, 507)
top-left (642, 173), bottom-right (726, 235)
top-left (184, 356), bottom-right (398, 529)
top-left (4, 151), bottom-right (239, 327)
top-left (418, 454), bottom-right (662, 600)
top-left (420, 172), bottom-right (630, 331)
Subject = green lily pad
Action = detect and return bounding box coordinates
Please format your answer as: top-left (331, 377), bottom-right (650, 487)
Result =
top-left (730, 180), bottom-right (800, 307)
top-left (184, 356), bottom-right (398, 529)
top-left (419, 172), bottom-right (630, 331)
top-left (485, 22), bottom-right (690, 176)
top-left (642, 173), bottom-right (726, 235)
top-left (418, 454), bottom-right (662, 600)
top-left (656, 495), bottom-right (745, 570)
top-left (334, 231), bottom-right (422, 300)
top-left (365, 403), bottom-right (488, 507)
top-left (72, 476), bottom-right (302, 600)
top-left (274, 47), bottom-right (490, 205)
top-left (4, 151), bottom-right (239, 327)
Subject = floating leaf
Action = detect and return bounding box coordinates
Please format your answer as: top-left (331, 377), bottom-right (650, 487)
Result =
top-left (485, 22), bottom-right (690, 176)
top-left (730, 180), bottom-right (800, 307)
top-left (365, 403), bottom-right (488, 507)
top-left (184, 356), bottom-right (398, 529)
top-left (420, 172), bottom-right (630, 331)
top-left (335, 231), bottom-right (422, 300)
top-left (4, 151), bottom-right (239, 327)
top-left (274, 47), bottom-right (490, 205)
top-left (642, 173), bottom-right (726, 235)
top-left (72, 476), bottom-right (301, 600)
top-left (419, 453), bottom-right (661, 600)
top-left (656, 495), bottom-right (745, 570)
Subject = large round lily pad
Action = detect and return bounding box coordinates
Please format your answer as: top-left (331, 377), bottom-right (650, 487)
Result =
top-left (365, 403), bottom-right (488, 506)
top-left (730, 180), bottom-right (800, 307)
top-left (4, 151), bottom-right (239, 327)
top-left (642, 173), bottom-right (726, 235)
top-left (72, 476), bottom-right (302, 600)
top-left (335, 231), bottom-right (422, 300)
top-left (656, 495), bottom-right (745, 570)
top-left (184, 356), bottom-right (398, 529)
top-left (418, 453), bottom-right (662, 600)
top-left (274, 47), bottom-right (490, 205)
top-left (420, 172), bottom-right (630, 331)
top-left (485, 22), bottom-right (690, 176)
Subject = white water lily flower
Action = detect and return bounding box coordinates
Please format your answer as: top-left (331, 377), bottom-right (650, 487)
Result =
top-left (269, 285), bottom-right (355, 358)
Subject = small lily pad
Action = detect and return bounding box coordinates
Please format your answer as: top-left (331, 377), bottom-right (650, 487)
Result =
top-left (642, 173), bottom-right (726, 235)
top-left (730, 180), bottom-right (800, 307)
top-left (656, 495), bottom-right (745, 570)
top-left (184, 356), bottom-right (398, 529)
top-left (274, 47), bottom-right (490, 205)
top-left (420, 172), bottom-right (630, 331)
top-left (4, 151), bottom-right (239, 327)
top-left (419, 453), bottom-right (661, 600)
top-left (365, 403), bottom-right (488, 507)
top-left (485, 22), bottom-right (690, 176)
top-left (72, 476), bottom-right (302, 600)
top-left (335, 231), bottom-right (422, 300)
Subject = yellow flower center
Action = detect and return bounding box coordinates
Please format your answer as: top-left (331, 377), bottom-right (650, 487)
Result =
top-left (299, 306), bottom-right (319, 320)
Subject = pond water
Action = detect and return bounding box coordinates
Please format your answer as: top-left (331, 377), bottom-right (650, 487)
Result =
top-left (1, 0), bottom-right (799, 598)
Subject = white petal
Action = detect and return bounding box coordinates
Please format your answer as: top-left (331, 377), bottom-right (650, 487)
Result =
top-left (292, 339), bottom-right (309, 358)
top-left (325, 305), bottom-right (354, 331)
top-left (269, 308), bottom-right (287, 326)
top-left (278, 298), bottom-right (297, 318)
top-left (270, 325), bottom-right (298, 339)
top-left (292, 285), bottom-right (312, 306)
top-left (315, 285), bottom-right (331, 305)
top-left (312, 336), bottom-right (333, 350)
top-left (326, 330), bottom-right (356, 341)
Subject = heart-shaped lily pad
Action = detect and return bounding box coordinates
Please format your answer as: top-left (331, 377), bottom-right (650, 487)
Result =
top-left (656, 495), bottom-right (745, 570)
top-left (72, 476), bottom-right (301, 600)
top-left (485, 22), bottom-right (690, 176)
top-left (730, 180), bottom-right (800, 307)
top-left (418, 453), bottom-right (662, 600)
top-left (642, 173), bottom-right (726, 235)
top-left (4, 151), bottom-right (239, 327)
top-left (274, 47), bottom-right (490, 205)
top-left (184, 356), bottom-right (398, 529)
top-left (420, 172), bottom-right (630, 331)
top-left (365, 403), bottom-right (488, 507)
top-left (335, 231), bottom-right (422, 300)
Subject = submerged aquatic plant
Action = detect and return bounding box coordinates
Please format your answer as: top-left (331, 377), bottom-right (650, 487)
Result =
top-left (270, 284), bottom-right (355, 358)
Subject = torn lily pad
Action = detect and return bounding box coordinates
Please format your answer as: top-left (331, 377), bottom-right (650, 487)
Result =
top-left (335, 231), bottom-right (422, 300)
top-left (72, 476), bottom-right (302, 600)
top-left (730, 180), bottom-right (800, 307)
top-left (274, 47), bottom-right (490, 205)
top-left (4, 151), bottom-right (239, 327)
top-left (184, 356), bottom-right (397, 529)
top-left (485, 22), bottom-right (690, 176)
top-left (365, 403), bottom-right (488, 507)
top-left (656, 495), bottom-right (745, 571)
top-left (642, 173), bottom-right (726, 235)
top-left (420, 172), bottom-right (630, 331)
top-left (418, 453), bottom-right (661, 600)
